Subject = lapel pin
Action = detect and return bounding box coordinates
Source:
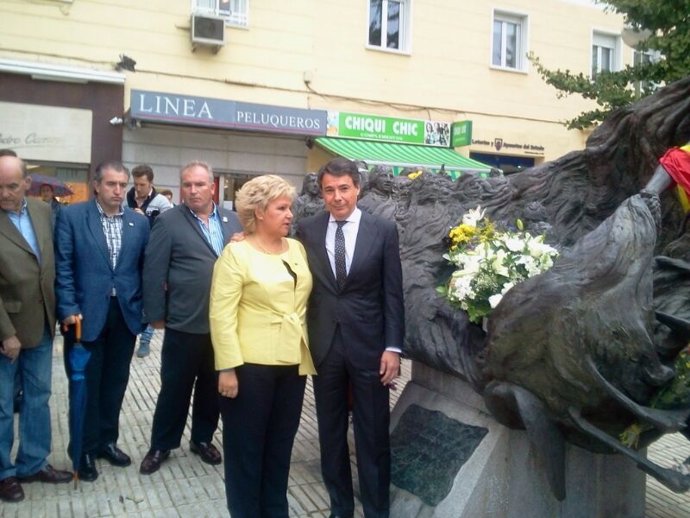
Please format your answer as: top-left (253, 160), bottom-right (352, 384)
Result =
top-left (128, 222), bottom-right (134, 226)
top-left (222, 216), bottom-right (228, 223)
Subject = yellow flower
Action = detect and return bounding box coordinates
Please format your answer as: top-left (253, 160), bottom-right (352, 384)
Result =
top-left (449, 224), bottom-right (476, 249)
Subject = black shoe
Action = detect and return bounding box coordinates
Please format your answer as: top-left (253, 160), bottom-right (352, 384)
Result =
top-left (189, 441), bottom-right (222, 465)
top-left (97, 443), bottom-right (131, 467)
top-left (0, 477), bottom-right (24, 502)
top-left (78, 454), bottom-right (98, 482)
top-left (139, 449), bottom-right (170, 475)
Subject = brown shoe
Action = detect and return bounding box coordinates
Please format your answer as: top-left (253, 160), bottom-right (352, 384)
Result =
top-left (0, 477), bottom-right (24, 502)
top-left (18, 464), bottom-right (72, 484)
top-left (190, 441), bottom-right (222, 465)
top-left (139, 449), bottom-right (170, 475)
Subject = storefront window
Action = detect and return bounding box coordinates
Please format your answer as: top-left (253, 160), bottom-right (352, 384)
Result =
top-left (219, 172), bottom-right (253, 211)
top-left (27, 164), bottom-right (89, 204)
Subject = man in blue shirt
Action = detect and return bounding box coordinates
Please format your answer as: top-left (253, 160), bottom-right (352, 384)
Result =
top-left (139, 161), bottom-right (242, 475)
top-left (0, 151), bottom-right (72, 502)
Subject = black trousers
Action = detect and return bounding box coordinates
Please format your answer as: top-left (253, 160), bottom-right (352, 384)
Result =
top-left (313, 329), bottom-right (391, 518)
top-left (220, 363), bottom-right (306, 518)
top-left (63, 297), bottom-right (136, 455)
top-left (149, 328), bottom-right (219, 450)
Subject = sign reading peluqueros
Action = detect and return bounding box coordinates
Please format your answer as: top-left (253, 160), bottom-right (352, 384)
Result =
top-left (130, 90), bottom-right (328, 136)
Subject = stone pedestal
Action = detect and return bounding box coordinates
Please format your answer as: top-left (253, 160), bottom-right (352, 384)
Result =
top-left (390, 362), bottom-right (646, 518)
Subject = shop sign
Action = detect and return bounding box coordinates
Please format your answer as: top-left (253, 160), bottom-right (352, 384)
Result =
top-left (326, 111), bottom-right (451, 147)
top-left (0, 102), bottom-right (92, 163)
top-left (471, 137), bottom-right (545, 156)
top-left (130, 90), bottom-right (328, 136)
top-left (451, 121), bottom-right (472, 147)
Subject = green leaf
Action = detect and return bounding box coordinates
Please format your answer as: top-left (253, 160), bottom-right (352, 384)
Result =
top-left (528, 1), bottom-right (690, 129)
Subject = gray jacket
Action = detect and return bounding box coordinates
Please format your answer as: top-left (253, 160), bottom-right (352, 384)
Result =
top-left (143, 203), bottom-right (242, 334)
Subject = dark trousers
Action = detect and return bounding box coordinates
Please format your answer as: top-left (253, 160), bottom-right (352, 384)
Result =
top-left (150, 328), bottom-right (219, 450)
top-left (313, 330), bottom-right (391, 518)
top-left (220, 363), bottom-right (306, 518)
top-left (63, 297), bottom-right (136, 455)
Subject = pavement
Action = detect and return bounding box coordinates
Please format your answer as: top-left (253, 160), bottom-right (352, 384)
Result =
top-left (5, 330), bottom-right (690, 517)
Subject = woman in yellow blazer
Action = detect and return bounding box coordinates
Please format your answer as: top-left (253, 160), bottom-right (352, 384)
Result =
top-left (209, 174), bottom-right (314, 518)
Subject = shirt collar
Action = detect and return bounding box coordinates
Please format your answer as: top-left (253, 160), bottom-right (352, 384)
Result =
top-left (2, 198), bottom-right (28, 216)
top-left (329, 207), bottom-right (361, 225)
top-left (95, 200), bottom-right (124, 217)
top-left (187, 202), bottom-right (219, 221)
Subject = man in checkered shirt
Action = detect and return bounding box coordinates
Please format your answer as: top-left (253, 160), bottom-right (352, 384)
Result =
top-left (55, 161), bottom-right (150, 483)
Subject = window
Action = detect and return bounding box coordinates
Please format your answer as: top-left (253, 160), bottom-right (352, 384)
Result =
top-left (492, 12), bottom-right (527, 71)
top-left (368, 0), bottom-right (410, 52)
top-left (591, 32), bottom-right (619, 78)
top-left (193, 0), bottom-right (248, 27)
top-left (632, 49), bottom-right (661, 95)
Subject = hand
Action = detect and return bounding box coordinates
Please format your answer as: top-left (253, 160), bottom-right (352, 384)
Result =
top-left (379, 351), bottom-right (400, 386)
top-left (62, 314), bottom-right (82, 326)
top-left (150, 320), bottom-right (166, 330)
top-left (218, 369), bottom-right (239, 398)
top-left (0, 335), bottom-right (21, 362)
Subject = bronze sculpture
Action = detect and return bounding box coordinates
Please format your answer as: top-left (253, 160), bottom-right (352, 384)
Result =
top-left (296, 76), bottom-right (690, 499)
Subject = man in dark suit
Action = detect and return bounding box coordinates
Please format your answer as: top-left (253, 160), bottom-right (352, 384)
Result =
top-left (139, 160), bottom-right (242, 475)
top-left (296, 157), bottom-right (404, 518)
top-left (0, 152), bottom-right (72, 503)
top-left (55, 161), bottom-right (150, 482)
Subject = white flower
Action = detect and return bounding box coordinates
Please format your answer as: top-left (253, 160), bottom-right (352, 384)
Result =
top-left (442, 213), bottom-right (559, 324)
top-left (503, 235), bottom-right (525, 252)
top-left (490, 249), bottom-right (510, 277)
top-left (462, 206), bottom-right (485, 227)
top-left (488, 293), bottom-right (504, 308)
top-left (526, 236), bottom-right (557, 258)
top-left (459, 253), bottom-right (483, 275)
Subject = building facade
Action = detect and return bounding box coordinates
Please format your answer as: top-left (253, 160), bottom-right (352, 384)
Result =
top-left (0, 0), bottom-right (631, 206)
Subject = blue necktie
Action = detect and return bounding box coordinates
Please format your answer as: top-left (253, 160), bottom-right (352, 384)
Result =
top-left (335, 221), bottom-right (348, 290)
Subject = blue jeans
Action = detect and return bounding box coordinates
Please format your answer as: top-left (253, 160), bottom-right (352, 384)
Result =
top-left (0, 328), bottom-right (53, 479)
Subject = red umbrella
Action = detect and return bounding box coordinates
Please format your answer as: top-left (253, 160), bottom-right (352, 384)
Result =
top-left (28, 174), bottom-right (74, 197)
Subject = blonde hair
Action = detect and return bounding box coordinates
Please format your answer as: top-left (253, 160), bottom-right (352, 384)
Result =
top-left (235, 175), bottom-right (295, 234)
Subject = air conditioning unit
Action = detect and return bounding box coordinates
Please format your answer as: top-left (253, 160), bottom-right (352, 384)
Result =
top-left (191, 14), bottom-right (226, 50)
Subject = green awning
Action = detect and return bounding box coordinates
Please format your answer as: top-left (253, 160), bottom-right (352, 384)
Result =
top-left (315, 137), bottom-right (492, 177)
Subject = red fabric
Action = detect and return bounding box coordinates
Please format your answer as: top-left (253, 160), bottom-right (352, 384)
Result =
top-left (660, 147), bottom-right (690, 196)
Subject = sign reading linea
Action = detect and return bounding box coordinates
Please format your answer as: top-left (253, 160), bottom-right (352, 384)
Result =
top-left (130, 90), bottom-right (328, 136)
top-left (327, 111), bottom-right (451, 147)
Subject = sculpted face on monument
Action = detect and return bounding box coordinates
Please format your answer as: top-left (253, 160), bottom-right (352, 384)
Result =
top-left (301, 172), bottom-right (319, 196)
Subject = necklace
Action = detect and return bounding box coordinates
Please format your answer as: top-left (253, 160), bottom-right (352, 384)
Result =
top-left (252, 236), bottom-right (286, 255)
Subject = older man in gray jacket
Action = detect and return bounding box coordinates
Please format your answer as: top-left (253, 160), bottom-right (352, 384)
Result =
top-left (139, 161), bottom-right (242, 475)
